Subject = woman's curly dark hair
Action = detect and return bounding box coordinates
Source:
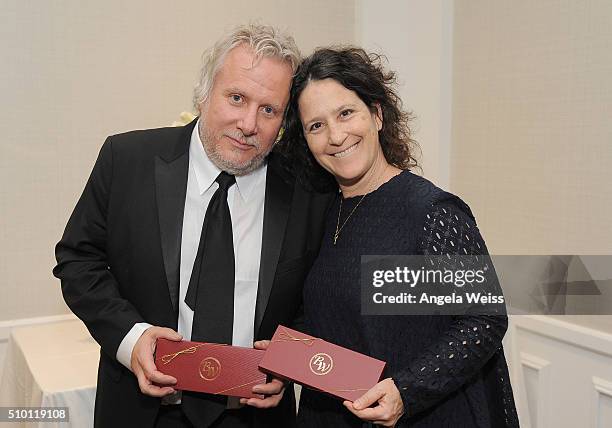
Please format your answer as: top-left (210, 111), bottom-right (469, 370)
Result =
top-left (276, 46), bottom-right (420, 192)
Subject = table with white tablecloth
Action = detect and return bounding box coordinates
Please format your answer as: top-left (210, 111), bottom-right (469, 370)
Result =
top-left (0, 320), bottom-right (99, 428)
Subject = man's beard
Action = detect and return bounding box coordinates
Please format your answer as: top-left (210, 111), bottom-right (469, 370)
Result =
top-left (199, 121), bottom-right (272, 176)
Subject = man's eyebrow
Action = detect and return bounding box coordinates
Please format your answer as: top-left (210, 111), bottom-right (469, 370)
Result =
top-left (223, 86), bottom-right (243, 95)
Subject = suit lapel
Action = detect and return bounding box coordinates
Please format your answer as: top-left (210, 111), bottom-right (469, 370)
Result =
top-left (155, 120), bottom-right (195, 313)
top-left (255, 158), bottom-right (293, 335)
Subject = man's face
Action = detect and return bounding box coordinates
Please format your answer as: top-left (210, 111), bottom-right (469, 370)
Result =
top-left (198, 44), bottom-right (293, 175)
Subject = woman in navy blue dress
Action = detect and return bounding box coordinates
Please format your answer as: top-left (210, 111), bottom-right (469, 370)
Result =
top-left (278, 47), bottom-right (519, 427)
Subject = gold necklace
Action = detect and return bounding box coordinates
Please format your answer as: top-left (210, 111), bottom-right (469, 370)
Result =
top-left (333, 166), bottom-right (388, 245)
top-left (333, 194), bottom-right (367, 245)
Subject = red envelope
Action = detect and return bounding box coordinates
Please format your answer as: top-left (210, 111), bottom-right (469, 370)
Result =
top-left (155, 339), bottom-right (266, 398)
top-left (258, 326), bottom-right (386, 402)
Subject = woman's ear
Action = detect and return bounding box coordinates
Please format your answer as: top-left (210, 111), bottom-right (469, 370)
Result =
top-left (373, 103), bottom-right (383, 131)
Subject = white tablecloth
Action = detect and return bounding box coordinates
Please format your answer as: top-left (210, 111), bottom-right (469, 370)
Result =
top-left (0, 320), bottom-right (99, 427)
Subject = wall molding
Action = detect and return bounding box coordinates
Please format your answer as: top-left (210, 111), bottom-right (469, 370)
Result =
top-left (520, 351), bottom-right (550, 371)
top-left (591, 376), bottom-right (612, 428)
top-left (593, 376), bottom-right (612, 397)
top-left (519, 351), bottom-right (551, 428)
top-left (0, 314), bottom-right (77, 342)
top-left (512, 315), bottom-right (612, 357)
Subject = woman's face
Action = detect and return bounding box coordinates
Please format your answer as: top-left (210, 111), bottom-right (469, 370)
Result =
top-left (298, 78), bottom-right (383, 189)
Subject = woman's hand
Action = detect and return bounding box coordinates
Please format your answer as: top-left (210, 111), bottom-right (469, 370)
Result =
top-left (239, 340), bottom-right (286, 408)
top-left (343, 378), bottom-right (404, 427)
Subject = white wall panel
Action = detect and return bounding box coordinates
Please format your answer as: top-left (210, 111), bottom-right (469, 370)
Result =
top-left (506, 316), bottom-right (612, 427)
top-left (520, 352), bottom-right (550, 428)
top-left (592, 377), bottom-right (612, 428)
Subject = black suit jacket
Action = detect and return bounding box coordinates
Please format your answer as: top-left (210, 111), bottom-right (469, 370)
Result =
top-left (53, 119), bottom-right (332, 427)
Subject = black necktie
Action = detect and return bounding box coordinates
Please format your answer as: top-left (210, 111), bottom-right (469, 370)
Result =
top-left (182, 171), bottom-right (236, 427)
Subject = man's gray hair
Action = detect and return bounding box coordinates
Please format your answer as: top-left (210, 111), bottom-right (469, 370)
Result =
top-left (193, 23), bottom-right (301, 109)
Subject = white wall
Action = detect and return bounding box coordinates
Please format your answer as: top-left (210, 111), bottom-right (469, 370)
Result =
top-left (451, 0), bottom-right (612, 256)
top-left (0, 0), bottom-right (356, 323)
top-left (451, 0), bottom-right (612, 329)
top-left (355, 0), bottom-right (454, 188)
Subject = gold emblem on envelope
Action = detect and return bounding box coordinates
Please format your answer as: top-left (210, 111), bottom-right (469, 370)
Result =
top-left (199, 357), bottom-right (221, 381)
top-left (309, 352), bottom-right (333, 376)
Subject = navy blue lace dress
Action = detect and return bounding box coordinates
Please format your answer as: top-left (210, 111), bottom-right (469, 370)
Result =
top-left (297, 171), bottom-right (519, 427)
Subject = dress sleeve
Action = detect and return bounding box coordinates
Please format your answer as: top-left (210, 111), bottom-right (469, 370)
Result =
top-left (394, 201), bottom-right (508, 418)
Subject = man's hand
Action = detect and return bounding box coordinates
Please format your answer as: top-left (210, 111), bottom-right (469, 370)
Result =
top-left (343, 378), bottom-right (404, 427)
top-left (131, 326), bottom-right (182, 397)
top-left (239, 340), bottom-right (286, 408)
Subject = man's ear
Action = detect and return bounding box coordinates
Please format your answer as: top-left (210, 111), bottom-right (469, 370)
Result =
top-left (373, 103), bottom-right (383, 131)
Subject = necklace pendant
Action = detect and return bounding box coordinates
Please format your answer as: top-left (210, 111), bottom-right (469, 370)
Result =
top-left (333, 234), bottom-right (338, 245)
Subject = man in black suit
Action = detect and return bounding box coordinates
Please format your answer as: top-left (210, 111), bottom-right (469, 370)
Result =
top-left (53, 24), bottom-right (330, 428)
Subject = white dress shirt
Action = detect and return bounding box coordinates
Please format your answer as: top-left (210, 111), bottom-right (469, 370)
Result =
top-left (116, 120), bottom-right (267, 370)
